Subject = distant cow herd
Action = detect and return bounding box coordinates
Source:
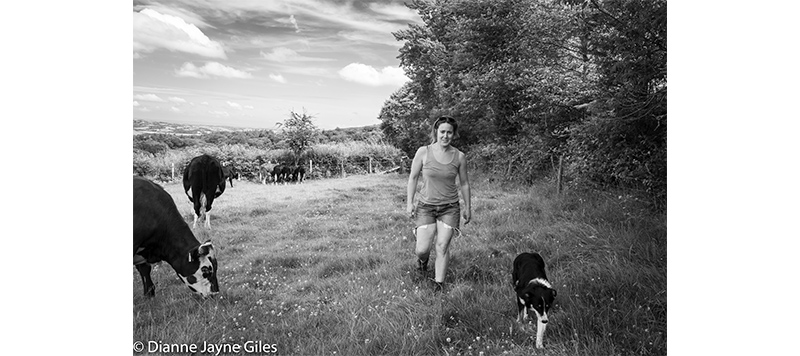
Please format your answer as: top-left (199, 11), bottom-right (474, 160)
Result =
top-left (133, 154), bottom-right (306, 298)
top-left (257, 162), bottom-right (306, 185)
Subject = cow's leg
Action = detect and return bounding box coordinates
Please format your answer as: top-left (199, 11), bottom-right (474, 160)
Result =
top-left (192, 200), bottom-right (202, 229)
top-left (192, 189), bottom-right (204, 229)
top-left (204, 194), bottom-right (214, 229)
top-left (136, 263), bottom-right (155, 297)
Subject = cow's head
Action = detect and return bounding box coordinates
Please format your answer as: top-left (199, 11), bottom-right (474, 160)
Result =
top-left (176, 240), bottom-right (219, 297)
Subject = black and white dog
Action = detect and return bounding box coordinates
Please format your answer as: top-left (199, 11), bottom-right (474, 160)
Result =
top-left (512, 252), bottom-right (557, 349)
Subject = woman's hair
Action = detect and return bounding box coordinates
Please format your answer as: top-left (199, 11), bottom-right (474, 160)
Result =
top-left (430, 116), bottom-right (459, 143)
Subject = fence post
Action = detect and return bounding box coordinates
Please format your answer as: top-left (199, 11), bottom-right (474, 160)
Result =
top-left (341, 158), bottom-right (346, 178)
top-left (369, 157), bottom-right (373, 174)
top-left (171, 163), bottom-right (175, 181)
top-left (309, 159), bottom-right (313, 174)
top-left (556, 155), bottom-right (564, 195)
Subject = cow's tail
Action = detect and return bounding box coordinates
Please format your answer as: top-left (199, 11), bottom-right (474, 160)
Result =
top-left (197, 158), bottom-right (212, 216)
top-left (199, 191), bottom-right (207, 217)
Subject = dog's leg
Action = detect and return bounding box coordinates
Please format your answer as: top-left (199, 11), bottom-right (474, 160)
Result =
top-left (517, 300), bottom-right (530, 332)
top-left (535, 320), bottom-right (547, 348)
top-left (535, 312), bottom-right (548, 349)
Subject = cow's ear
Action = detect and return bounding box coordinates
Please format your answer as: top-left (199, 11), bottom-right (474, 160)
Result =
top-left (188, 241), bottom-right (213, 262)
top-left (198, 240), bottom-right (214, 257)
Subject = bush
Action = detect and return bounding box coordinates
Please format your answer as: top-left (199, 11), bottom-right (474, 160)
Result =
top-left (565, 114), bottom-right (666, 210)
top-left (467, 135), bottom-right (554, 185)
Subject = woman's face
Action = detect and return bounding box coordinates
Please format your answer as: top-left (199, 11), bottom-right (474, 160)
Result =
top-left (436, 123), bottom-right (455, 146)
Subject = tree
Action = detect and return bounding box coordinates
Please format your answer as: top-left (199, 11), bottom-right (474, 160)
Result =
top-left (277, 109), bottom-right (320, 165)
top-left (566, 0), bottom-right (667, 206)
top-left (390, 0), bottom-right (666, 206)
top-left (378, 82), bottom-right (430, 158)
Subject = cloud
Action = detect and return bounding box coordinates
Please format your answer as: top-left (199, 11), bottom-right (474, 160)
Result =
top-left (338, 63), bottom-right (409, 87)
top-left (245, 105), bottom-right (255, 109)
top-left (260, 47), bottom-right (333, 62)
top-left (168, 97), bottom-right (186, 103)
top-left (368, 3), bottom-right (421, 22)
top-left (269, 74), bottom-right (287, 83)
top-left (133, 93), bottom-right (166, 102)
top-left (289, 15), bottom-right (300, 32)
top-left (171, 107), bottom-right (182, 113)
top-left (133, 4), bottom-right (213, 29)
top-left (176, 62), bottom-right (253, 79)
top-left (337, 30), bottom-right (399, 48)
top-left (133, 101), bottom-right (140, 107)
top-left (261, 47), bottom-right (297, 62)
top-left (227, 101), bottom-right (243, 109)
top-left (133, 8), bottom-right (226, 59)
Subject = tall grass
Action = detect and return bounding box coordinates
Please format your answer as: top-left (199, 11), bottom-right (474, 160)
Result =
top-left (134, 173), bottom-right (666, 355)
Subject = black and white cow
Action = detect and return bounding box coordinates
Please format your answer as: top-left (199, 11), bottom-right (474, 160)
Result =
top-left (221, 163), bottom-right (237, 187)
top-left (293, 165), bottom-right (306, 183)
top-left (183, 154), bottom-right (226, 229)
top-left (271, 164), bottom-right (285, 185)
top-left (134, 176), bottom-right (219, 297)
top-left (280, 165), bottom-right (293, 184)
top-left (259, 162), bottom-right (277, 185)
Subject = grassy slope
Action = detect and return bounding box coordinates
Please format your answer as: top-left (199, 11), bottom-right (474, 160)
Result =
top-left (134, 174), bottom-right (666, 355)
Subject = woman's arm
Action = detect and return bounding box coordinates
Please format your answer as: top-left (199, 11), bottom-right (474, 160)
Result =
top-left (406, 147), bottom-right (426, 218)
top-left (458, 151), bottom-right (471, 224)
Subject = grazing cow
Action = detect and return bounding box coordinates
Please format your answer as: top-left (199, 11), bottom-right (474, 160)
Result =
top-left (281, 165), bottom-right (293, 184)
top-left (293, 165), bottom-right (306, 183)
top-left (183, 154), bottom-right (226, 229)
top-left (134, 176), bottom-right (219, 297)
top-left (260, 162), bottom-right (277, 185)
top-left (221, 163), bottom-right (237, 187)
top-left (271, 164), bottom-right (285, 185)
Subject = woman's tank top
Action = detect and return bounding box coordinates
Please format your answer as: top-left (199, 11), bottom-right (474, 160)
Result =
top-left (420, 145), bottom-right (460, 205)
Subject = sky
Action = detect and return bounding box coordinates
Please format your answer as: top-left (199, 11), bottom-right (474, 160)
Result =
top-left (133, 0), bottom-right (422, 130)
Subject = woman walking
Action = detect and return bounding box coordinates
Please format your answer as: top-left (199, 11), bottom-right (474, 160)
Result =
top-left (406, 116), bottom-right (471, 291)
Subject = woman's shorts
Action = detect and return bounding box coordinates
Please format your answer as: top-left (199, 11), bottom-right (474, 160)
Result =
top-left (414, 201), bottom-right (460, 229)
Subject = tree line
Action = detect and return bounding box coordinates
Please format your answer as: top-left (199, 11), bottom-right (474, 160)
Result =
top-left (379, 0), bottom-right (666, 208)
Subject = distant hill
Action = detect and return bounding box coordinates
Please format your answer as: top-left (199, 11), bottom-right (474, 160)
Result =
top-left (133, 119), bottom-right (382, 141)
top-left (133, 119), bottom-right (259, 136)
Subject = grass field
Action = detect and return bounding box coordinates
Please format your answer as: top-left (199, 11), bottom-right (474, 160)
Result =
top-left (133, 174), bottom-right (666, 355)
